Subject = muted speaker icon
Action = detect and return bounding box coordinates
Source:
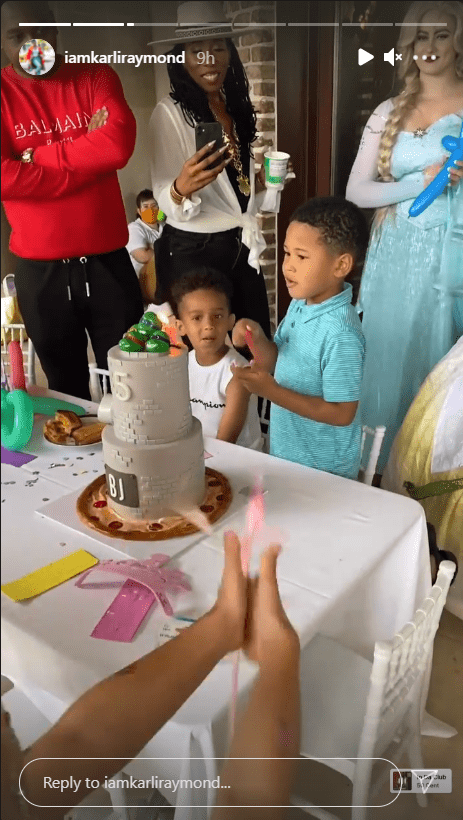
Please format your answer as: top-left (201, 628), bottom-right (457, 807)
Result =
top-left (384, 48), bottom-right (395, 65)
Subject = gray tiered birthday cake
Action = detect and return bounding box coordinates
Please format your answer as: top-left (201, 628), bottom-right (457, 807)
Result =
top-left (98, 343), bottom-right (206, 523)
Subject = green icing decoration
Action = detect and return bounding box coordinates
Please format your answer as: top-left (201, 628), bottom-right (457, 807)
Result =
top-left (149, 331), bottom-right (170, 343)
top-left (125, 328), bottom-right (146, 344)
top-left (134, 323), bottom-right (153, 341)
top-left (146, 338), bottom-right (170, 353)
top-left (141, 311), bottom-right (162, 330)
top-left (119, 337), bottom-right (143, 352)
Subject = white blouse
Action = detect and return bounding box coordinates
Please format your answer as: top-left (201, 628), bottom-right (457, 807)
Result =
top-left (148, 96), bottom-right (266, 271)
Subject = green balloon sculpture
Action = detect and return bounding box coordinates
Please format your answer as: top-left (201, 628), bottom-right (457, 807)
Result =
top-left (1, 341), bottom-right (85, 451)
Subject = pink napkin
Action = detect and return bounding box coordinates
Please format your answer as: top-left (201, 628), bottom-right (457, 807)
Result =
top-left (76, 555), bottom-right (191, 642)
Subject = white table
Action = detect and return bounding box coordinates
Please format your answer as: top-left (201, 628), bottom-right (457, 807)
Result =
top-left (1, 388), bottom-right (432, 817)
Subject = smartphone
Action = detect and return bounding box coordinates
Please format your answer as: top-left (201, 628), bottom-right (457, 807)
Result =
top-left (195, 122), bottom-right (224, 169)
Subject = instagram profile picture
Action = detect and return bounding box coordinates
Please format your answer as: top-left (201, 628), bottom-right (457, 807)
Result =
top-left (19, 39), bottom-right (55, 76)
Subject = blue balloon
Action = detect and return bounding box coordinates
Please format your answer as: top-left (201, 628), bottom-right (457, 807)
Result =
top-left (409, 123), bottom-right (463, 217)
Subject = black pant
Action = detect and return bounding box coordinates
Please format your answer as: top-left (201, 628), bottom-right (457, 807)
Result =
top-left (155, 224), bottom-right (272, 341)
top-left (14, 248), bottom-right (144, 401)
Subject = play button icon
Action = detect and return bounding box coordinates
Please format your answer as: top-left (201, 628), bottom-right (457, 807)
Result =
top-left (358, 48), bottom-right (374, 65)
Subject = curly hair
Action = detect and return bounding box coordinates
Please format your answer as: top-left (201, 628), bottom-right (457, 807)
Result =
top-left (165, 40), bottom-right (257, 158)
top-left (290, 197), bottom-right (370, 272)
top-left (375, 1), bottom-right (463, 224)
top-left (171, 267), bottom-right (234, 317)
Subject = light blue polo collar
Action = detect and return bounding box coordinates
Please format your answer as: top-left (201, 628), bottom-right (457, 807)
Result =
top-left (294, 283), bottom-right (354, 322)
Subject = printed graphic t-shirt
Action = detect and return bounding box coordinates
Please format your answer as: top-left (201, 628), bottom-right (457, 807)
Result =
top-left (188, 348), bottom-right (262, 449)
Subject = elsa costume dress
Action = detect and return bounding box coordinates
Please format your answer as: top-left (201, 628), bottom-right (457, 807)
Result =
top-left (346, 99), bottom-right (463, 473)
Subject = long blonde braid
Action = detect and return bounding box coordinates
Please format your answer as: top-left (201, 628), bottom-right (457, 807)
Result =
top-left (377, 78), bottom-right (421, 183)
top-left (373, 78), bottom-right (421, 226)
top-left (373, 1), bottom-right (463, 227)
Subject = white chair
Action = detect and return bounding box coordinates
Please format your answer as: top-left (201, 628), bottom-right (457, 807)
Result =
top-left (1, 323), bottom-right (36, 388)
top-left (291, 560), bottom-right (456, 820)
top-left (1, 273), bottom-right (36, 388)
top-left (89, 362), bottom-right (111, 403)
top-left (358, 425), bottom-right (386, 485)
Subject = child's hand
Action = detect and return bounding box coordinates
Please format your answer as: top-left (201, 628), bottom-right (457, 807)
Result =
top-left (232, 319), bottom-right (261, 351)
top-left (231, 362), bottom-right (275, 399)
top-left (244, 545), bottom-right (300, 671)
top-left (209, 531), bottom-right (249, 653)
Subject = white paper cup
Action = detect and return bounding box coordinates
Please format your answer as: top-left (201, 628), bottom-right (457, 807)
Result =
top-left (264, 151), bottom-right (290, 188)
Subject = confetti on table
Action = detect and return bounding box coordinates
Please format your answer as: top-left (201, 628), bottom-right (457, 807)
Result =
top-left (1, 550), bottom-right (99, 601)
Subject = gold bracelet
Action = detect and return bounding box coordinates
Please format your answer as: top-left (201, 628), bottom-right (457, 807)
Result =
top-left (170, 180), bottom-right (186, 205)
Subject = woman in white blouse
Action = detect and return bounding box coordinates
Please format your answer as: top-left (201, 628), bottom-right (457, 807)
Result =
top-left (148, 5), bottom-right (272, 341)
top-left (346, 0), bottom-right (463, 474)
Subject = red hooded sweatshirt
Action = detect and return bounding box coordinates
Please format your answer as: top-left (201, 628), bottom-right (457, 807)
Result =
top-left (1, 60), bottom-right (136, 260)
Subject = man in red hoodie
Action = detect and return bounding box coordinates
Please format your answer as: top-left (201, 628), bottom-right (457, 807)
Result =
top-left (1, 1), bottom-right (143, 399)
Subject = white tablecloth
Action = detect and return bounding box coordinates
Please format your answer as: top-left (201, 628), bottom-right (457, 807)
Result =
top-left (1, 389), bottom-right (431, 817)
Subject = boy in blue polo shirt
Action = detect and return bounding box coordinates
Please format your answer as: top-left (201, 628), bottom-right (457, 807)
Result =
top-left (231, 196), bottom-right (369, 479)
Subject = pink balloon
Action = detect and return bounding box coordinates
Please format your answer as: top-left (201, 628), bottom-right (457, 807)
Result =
top-left (8, 341), bottom-right (26, 391)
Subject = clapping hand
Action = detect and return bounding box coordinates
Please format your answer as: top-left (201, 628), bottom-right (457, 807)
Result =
top-left (243, 544), bottom-right (299, 669)
top-left (212, 532), bottom-right (299, 666)
top-left (211, 531), bottom-right (249, 653)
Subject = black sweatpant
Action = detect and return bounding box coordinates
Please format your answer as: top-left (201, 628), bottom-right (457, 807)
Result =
top-left (14, 248), bottom-right (144, 401)
top-left (155, 224), bottom-right (272, 341)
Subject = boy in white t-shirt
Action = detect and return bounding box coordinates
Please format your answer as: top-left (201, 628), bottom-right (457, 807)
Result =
top-left (172, 269), bottom-right (263, 450)
top-left (126, 189), bottom-right (164, 303)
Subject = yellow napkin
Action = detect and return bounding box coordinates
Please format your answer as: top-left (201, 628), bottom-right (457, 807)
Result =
top-left (1, 550), bottom-right (99, 601)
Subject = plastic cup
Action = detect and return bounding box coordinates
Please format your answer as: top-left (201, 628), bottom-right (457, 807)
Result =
top-left (264, 151), bottom-right (290, 188)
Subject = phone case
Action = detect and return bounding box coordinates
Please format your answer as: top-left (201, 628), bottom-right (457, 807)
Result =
top-left (195, 122), bottom-right (224, 169)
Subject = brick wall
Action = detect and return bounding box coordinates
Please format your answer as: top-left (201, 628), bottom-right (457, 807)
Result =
top-left (224, 1), bottom-right (277, 333)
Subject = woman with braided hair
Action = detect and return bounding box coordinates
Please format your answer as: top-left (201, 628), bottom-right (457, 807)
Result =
top-left (346, 1), bottom-right (463, 474)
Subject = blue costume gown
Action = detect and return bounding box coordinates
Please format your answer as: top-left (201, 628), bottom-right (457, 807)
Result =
top-left (357, 111), bottom-right (463, 473)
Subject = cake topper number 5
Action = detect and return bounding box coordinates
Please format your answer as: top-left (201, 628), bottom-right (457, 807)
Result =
top-left (409, 123), bottom-right (463, 217)
top-left (113, 371), bottom-right (131, 401)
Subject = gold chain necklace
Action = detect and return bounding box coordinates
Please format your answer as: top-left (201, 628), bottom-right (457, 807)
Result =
top-left (209, 98), bottom-right (251, 196)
